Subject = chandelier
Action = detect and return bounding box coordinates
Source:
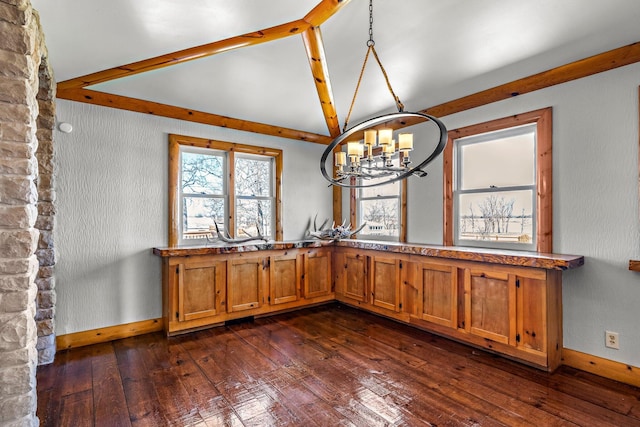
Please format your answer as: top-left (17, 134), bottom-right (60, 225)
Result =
top-left (320, 0), bottom-right (447, 188)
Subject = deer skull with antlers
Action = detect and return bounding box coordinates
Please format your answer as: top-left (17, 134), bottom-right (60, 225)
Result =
top-left (306, 215), bottom-right (366, 240)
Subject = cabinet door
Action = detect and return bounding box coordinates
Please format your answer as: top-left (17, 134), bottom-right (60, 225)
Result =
top-left (270, 252), bottom-right (301, 305)
top-left (517, 274), bottom-right (548, 355)
top-left (370, 256), bottom-right (400, 312)
top-left (465, 269), bottom-right (516, 345)
top-left (343, 252), bottom-right (367, 302)
top-left (304, 248), bottom-right (332, 299)
top-left (178, 260), bottom-right (226, 321)
top-left (419, 263), bottom-right (457, 328)
top-left (227, 257), bottom-right (267, 312)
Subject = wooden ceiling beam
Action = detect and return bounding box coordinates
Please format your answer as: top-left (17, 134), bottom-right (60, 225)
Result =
top-left (421, 41), bottom-right (640, 121)
top-left (57, 19), bottom-right (311, 91)
top-left (57, 0), bottom-right (352, 92)
top-left (304, 0), bottom-right (353, 26)
top-left (57, 88), bottom-right (332, 145)
top-left (302, 26), bottom-right (341, 138)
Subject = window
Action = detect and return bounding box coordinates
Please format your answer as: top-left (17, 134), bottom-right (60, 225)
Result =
top-left (234, 154), bottom-right (275, 238)
top-left (444, 108), bottom-right (552, 252)
top-left (351, 167), bottom-right (407, 242)
top-left (180, 147), bottom-right (227, 241)
top-left (169, 134), bottom-right (282, 246)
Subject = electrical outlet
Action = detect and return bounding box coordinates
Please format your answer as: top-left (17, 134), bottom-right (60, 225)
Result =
top-left (605, 331), bottom-right (619, 350)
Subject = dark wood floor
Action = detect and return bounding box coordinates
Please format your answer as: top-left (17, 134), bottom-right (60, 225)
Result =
top-left (37, 303), bottom-right (640, 426)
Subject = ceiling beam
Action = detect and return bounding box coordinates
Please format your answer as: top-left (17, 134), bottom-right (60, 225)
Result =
top-left (422, 41), bottom-right (640, 119)
top-left (57, 20), bottom-right (310, 91)
top-left (57, 88), bottom-right (332, 145)
top-left (302, 26), bottom-right (341, 138)
top-left (304, 0), bottom-right (353, 26)
top-left (56, 0), bottom-right (352, 92)
top-left (353, 41), bottom-right (640, 134)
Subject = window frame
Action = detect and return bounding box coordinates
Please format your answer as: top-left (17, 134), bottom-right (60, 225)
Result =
top-left (169, 134), bottom-right (282, 247)
top-left (443, 107), bottom-right (552, 253)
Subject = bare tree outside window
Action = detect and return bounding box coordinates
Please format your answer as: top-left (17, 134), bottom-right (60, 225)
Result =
top-left (181, 151), bottom-right (226, 239)
top-left (235, 155), bottom-right (274, 238)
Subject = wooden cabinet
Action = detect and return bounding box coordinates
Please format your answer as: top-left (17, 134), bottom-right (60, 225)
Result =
top-left (162, 247), bottom-right (334, 336)
top-left (270, 251), bottom-right (301, 305)
top-left (334, 247), bottom-right (564, 371)
top-left (464, 268), bottom-right (515, 344)
top-left (338, 251), bottom-right (367, 302)
top-left (370, 256), bottom-right (400, 312)
top-left (416, 262), bottom-right (458, 329)
top-left (157, 242), bottom-right (578, 371)
top-left (462, 266), bottom-right (554, 362)
top-left (303, 248), bottom-right (332, 299)
top-left (177, 259), bottom-right (226, 322)
top-left (227, 256), bottom-right (267, 312)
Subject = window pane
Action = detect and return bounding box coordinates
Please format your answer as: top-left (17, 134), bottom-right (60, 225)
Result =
top-left (236, 199), bottom-right (272, 237)
top-left (182, 152), bottom-right (224, 195)
top-left (182, 197), bottom-right (225, 240)
top-left (360, 159), bottom-right (400, 198)
top-left (359, 199), bottom-right (399, 238)
top-left (459, 129), bottom-right (535, 190)
top-left (360, 179), bottom-right (399, 198)
top-left (458, 190), bottom-right (533, 244)
top-left (235, 157), bottom-right (272, 197)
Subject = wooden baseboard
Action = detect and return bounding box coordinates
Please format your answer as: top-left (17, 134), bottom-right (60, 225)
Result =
top-left (56, 318), bottom-right (163, 350)
top-left (562, 348), bottom-right (640, 388)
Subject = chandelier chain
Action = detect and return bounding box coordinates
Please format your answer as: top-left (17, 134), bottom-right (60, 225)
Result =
top-left (343, 0), bottom-right (405, 132)
top-left (368, 0), bottom-right (374, 47)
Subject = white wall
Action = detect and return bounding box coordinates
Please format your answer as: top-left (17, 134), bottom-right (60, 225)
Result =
top-left (56, 61), bottom-right (640, 368)
top-left (402, 63), bottom-right (640, 367)
top-left (54, 100), bottom-right (333, 334)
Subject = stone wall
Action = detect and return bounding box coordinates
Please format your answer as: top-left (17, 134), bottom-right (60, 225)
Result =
top-left (34, 43), bottom-right (55, 367)
top-left (0, 0), bottom-right (55, 425)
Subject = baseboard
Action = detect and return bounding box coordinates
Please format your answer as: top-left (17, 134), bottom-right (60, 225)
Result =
top-left (56, 318), bottom-right (163, 350)
top-left (562, 348), bottom-right (640, 388)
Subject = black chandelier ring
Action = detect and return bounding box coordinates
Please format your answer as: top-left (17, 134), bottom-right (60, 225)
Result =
top-left (320, 111), bottom-right (448, 188)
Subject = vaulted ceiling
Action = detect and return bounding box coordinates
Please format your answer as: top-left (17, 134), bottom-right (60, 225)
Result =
top-left (32, 0), bottom-right (640, 144)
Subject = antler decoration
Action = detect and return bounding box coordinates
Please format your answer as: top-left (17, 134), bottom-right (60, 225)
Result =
top-left (306, 215), bottom-right (366, 240)
top-left (207, 222), bottom-right (268, 244)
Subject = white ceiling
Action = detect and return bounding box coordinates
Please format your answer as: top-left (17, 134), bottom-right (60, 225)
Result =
top-left (32, 0), bottom-right (640, 138)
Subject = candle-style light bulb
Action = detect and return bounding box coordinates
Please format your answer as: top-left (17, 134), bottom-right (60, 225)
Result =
top-left (398, 133), bottom-right (413, 152)
top-left (364, 129), bottom-right (377, 146)
top-left (347, 142), bottom-right (360, 156)
top-left (378, 128), bottom-right (393, 146)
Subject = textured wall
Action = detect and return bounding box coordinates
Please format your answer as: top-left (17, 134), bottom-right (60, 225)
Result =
top-left (405, 62), bottom-right (640, 368)
top-left (53, 100), bottom-right (333, 335)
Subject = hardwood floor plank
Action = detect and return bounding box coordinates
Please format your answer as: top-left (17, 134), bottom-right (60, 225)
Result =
top-left (92, 345), bottom-right (131, 427)
top-left (37, 304), bottom-right (640, 426)
top-left (113, 338), bottom-right (166, 426)
top-left (58, 389), bottom-right (93, 427)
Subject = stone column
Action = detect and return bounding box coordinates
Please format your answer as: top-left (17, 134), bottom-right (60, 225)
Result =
top-left (34, 46), bottom-right (55, 367)
top-left (0, 0), bottom-right (51, 425)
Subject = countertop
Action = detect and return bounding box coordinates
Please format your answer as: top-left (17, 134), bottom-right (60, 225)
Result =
top-left (153, 239), bottom-right (584, 271)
